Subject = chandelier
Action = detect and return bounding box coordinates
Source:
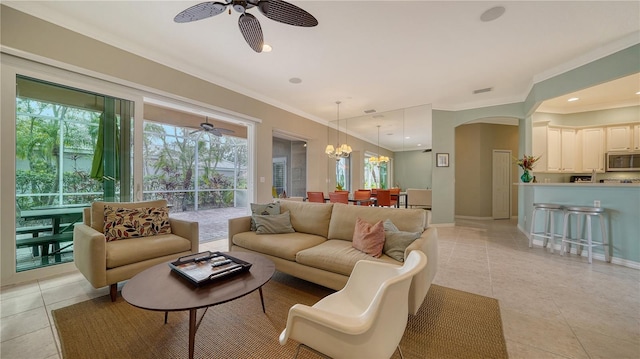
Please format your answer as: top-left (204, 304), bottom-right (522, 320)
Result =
top-left (325, 101), bottom-right (352, 160)
top-left (369, 125), bottom-right (389, 165)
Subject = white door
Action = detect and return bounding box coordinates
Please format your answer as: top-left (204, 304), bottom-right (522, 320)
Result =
top-left (492, 150), bottom-right (511, 219)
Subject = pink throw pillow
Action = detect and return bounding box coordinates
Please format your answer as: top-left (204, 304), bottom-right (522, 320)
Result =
top-left (352, 217), bottom-right (385, 258)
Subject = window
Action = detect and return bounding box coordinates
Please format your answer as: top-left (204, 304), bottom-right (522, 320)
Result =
top-left (336, 157), bottom-right (350, 191)
top-left (143, 121), bottom-right (248, 211)
top-left (364, 154), bottom-right (388, 189)
top-left (15, 76), bottom-right (132, 271)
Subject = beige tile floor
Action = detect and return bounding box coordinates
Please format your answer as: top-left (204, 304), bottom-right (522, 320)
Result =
top-left (1, 218), bottom-right (639, 359)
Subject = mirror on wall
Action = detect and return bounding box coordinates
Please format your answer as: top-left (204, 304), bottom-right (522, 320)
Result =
top-left (327, 104), bottom-right (433, 190)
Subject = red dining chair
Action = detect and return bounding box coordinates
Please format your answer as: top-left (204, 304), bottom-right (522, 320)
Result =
top-left (307, 192), bottom-right (326, 203)
top-left (329, 192), bottom-right (349, 204)
top-left (354, 190), bottom-right (373, 206)
top-left (390, 188), bottom-right (401, 208)
top-left (375, 190), bottom-right (397, 207)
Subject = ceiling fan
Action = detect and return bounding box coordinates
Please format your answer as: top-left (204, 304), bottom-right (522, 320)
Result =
top-left (174, 0), bottom-right (318, 53)
top-left (191, 117), bottom-right (235, 137)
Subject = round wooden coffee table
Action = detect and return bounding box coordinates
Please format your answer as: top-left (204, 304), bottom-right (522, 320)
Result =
top-left (121, 251), bottom-right (275, 359)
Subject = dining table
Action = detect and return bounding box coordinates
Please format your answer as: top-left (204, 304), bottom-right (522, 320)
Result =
top-left (18, 205), bottom-right (86, 264)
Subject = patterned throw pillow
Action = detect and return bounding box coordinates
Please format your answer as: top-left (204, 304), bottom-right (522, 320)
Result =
top-left (250, 202), bottom-right (281, 231)
top-left (352, 217), bottom-right (385, 258)
top-left (103, 206), bottom-right (172, 242)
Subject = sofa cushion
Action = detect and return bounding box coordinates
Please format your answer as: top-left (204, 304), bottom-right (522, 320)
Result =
top-left (250, 202), bottom-right (281, 231)
top-left (232, 231), bottom-right (326, 261)
top-left (383, 219), bottom-right (421, 262)
top-left (103, 205), bottom-right (172, 242)
top-left (253, 211), bottom-right (295, 234)
top-left (279, 201), bottom-right (333, 238)
top-left (327, 203), bottom-right (426, 241)
top-left (352, 217), bottom-right (385, 257)
top-left (91, 200), bottom-right (168, 233)
top-left (296, 240), bottom-right (397, 276)
top-left (105, 233), bottom-right (191, 268)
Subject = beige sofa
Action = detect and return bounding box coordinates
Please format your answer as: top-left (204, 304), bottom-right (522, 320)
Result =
top-left (73, 200), bottom-right (199, 301)
top-left (228, 201), bottom-right (438, 315)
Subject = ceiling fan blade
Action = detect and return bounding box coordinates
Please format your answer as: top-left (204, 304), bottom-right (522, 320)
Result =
top-left (174, 2), bottom-right (227, 23)
top-left (238, 13), bottom-right (264, 52)
top-left (211, 129), bottom-right (223, 137)
top-left (257, 0), bottom-right (318, 27)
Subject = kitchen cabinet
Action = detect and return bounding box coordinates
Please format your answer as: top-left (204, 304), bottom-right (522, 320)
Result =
top-left (581, 127), bottom-right (605, 172)
top-left (634, 124), bottom-right (640, 151)
top-left (547, 127), bottom-right (576, 172)
top-left (606, 125), bottom-right (632, 151)
top-left (532, 123), bottom-right (548, 171)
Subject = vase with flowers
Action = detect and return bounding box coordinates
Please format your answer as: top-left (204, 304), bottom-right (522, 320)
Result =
top-left (515, 155), bottom-right (541, 183)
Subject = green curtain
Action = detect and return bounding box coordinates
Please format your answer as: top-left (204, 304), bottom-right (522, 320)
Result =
top-left (89, 114), bottom-right (120, 182)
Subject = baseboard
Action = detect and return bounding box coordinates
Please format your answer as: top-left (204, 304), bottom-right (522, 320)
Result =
top-left (455, 215), bottom-right (494, 221)
top-left (430, 223), bottom-right (455, 227)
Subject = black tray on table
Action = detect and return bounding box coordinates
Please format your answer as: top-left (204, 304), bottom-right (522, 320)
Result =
top-left (168, 251), bottom-right (252, 287)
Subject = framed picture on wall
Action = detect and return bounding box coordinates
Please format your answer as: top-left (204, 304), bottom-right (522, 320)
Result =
top-left (436, 153), bottom-right (449, 167)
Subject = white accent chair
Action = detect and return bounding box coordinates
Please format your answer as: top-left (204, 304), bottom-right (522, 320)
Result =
top-left (279, 251), bottom-right (428, 359)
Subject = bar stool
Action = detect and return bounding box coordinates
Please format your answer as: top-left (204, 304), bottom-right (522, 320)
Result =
top-left (560, 206), bottom-right (610, 264)
top-left (529, 203), bottom-right (565, 253)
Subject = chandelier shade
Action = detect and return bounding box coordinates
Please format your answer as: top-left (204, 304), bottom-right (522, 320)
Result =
top-left (326, 101), bottom-right (352, 160)
top-left (370, 125), bottom-right (389, 165)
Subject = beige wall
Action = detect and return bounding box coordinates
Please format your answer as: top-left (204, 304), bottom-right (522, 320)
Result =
top-left (455, 123), bottom-right (519, 218)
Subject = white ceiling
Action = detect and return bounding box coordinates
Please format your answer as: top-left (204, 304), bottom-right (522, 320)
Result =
top-left (4, 1), bottom-right (639, 151)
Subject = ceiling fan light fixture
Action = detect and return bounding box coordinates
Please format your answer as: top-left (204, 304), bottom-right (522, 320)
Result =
top-left (174, 0), bottom-right (317, 52)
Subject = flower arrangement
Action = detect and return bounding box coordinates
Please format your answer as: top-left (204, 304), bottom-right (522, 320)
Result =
top-left (515, 155), bottom-right (541, 171)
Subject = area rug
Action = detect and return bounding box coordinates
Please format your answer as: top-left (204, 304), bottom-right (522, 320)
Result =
top-left (53, 273), bottom-right (508, 359)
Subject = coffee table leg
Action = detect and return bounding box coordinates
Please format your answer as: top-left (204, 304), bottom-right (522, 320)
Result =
top-left (164, 311), bottom-right (168, 324)
top-left (259, 287), bottom-right (266, 313)
top-left (189, 309), bottom-right (196, 359)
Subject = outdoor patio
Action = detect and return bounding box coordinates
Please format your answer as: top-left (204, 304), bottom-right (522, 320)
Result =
top-left (16, 206), bottom-right (250, 272)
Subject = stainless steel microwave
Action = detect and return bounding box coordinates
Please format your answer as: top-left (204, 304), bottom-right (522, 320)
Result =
top-left (606, 152), bottom-right (640, 171)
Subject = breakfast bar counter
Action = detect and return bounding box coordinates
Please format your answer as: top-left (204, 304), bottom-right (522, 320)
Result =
top-left (517, 183), bottom-right (640, 266)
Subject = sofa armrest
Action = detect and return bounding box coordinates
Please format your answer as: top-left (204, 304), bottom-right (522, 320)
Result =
top-left (228, 216), bottom-right (252, 249)
top-left (404, 226), bottom-right (438, 315)
top-left (169, 218), bottom-right (199, 253)
top-left (73, 223), bottom-right (107, 288)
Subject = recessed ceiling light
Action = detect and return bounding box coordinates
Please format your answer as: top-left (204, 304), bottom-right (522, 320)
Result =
top-left (262, 44), bottom-right (272, 52)
top-left (417, 144), bottom-right (422, 147)
top-left (636, 91), bottom-right (640, 95)
top-left (364, 109), bottom-right (376, 114)
top-left (480, 6), bottom-right (505, 22)
top-left (568, 97), bottom-right (579, 102)
top-left (289, 77), bottom-right (302, 84)
top-left (405, 136), bottom-right (410, 139)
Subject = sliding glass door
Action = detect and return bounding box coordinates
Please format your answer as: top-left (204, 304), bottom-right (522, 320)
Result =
top-left (15, 76), bottom-right (133, 271)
